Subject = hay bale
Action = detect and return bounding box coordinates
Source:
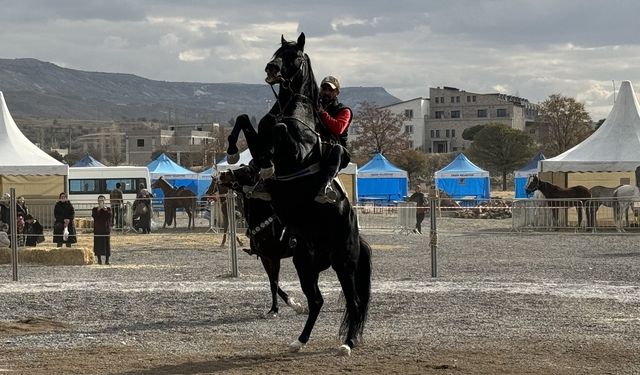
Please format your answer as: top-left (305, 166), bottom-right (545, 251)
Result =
top-left (0, 246), bottom-right (94, 265)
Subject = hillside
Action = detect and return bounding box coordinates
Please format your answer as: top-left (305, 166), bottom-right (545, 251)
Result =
top-left (0, 58), bottom-right (401, 124)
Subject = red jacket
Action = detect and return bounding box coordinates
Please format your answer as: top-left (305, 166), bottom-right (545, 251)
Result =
top-left (321, 108), bottom-right (351, 136)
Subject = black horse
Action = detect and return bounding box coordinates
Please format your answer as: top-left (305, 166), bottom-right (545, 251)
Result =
top-left (226, 33), bottom-right (371, 356)
top-left (525, 175), bottom-right (591, 228)
top-left (207, 165), bottom-right (305, 317)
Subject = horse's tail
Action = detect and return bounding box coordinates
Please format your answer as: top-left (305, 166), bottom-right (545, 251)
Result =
top-left (339, 235), bottom-right (372, 343)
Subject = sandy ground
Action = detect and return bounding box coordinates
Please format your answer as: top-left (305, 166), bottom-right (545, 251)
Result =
top-left (1, 215), bottom-right (639, 374)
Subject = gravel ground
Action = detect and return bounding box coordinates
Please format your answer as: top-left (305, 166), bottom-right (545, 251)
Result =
top-left (1, 216), bottom-right (639, 374)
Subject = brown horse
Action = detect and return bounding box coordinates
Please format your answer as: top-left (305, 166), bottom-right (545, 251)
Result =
top-left (205, 177), bottom-right (244, 247)
top-left (525, 175), bottom-right (591, 228)
top-left (151, 177), bottom-right (196, 229)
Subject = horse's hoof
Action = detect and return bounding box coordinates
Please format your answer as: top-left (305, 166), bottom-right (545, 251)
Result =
top-left (227, 153), bottom-right (240, 164)
top-left (288, 340), bottom-right (305, 353)
top-left (263, 311), bottom-right (278, 319)
top-left (337, 344), bottom-right (351, 357)
top-left (287, 298), bottom-right (306, 315)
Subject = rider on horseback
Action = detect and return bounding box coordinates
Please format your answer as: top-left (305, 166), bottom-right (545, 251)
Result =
top-left (315, 75), bottom-right (352, 203)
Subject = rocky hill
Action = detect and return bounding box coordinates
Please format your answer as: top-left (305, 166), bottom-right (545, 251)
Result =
top-left (0, 58), bottom-right (401, 124)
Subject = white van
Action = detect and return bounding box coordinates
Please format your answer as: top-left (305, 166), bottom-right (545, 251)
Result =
top-left (68, 166), bottom-right (151, 214)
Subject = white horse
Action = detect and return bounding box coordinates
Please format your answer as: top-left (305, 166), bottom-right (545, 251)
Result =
top-left (612, 184), bottom-right (640, 232)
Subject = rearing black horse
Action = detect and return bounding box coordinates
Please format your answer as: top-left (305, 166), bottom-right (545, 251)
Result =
top-left (226, 33), bottom-right (371, 356)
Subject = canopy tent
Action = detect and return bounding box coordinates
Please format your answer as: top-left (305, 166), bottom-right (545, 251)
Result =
top-left (435, 153), bottom-right (490, 205)
top-left (146, 153), bottom-right (198, 198)
top-left (357, 153), bottom-right (408, 202)
top-left (0, 92), bottom-right (67, 198)
top-left (540, 81), bottom-right (640, 173)
top-left (514, 152), bottom-right (545, 198)
top-left (197, 165), bottom-right (216, 197)
top-left (72, 154), bottom-right (106, 167)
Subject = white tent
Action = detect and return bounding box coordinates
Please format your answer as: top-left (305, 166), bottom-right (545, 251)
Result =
top-left (540, 80), bottom-right (640, 173)
top-left (217, 149), bottom-right (254, 171)
top-left (0, 92), bottom-right (68, 198)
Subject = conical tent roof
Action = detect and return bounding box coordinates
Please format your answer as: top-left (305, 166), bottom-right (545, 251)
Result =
top-left (0, 92), bottom-right (68, 175)
top-left (147, 153), bottom-right (197, 179)
top-left (358, 153), bottom-right (407, 178)
top-left (540, 80), bottom-right (640, 172)
top-left (514, 152), bottom-right (545, 178)
top-left (435, 154), bottom-right (489, 178)
top-left (72, 154), bottom-right (106, 167)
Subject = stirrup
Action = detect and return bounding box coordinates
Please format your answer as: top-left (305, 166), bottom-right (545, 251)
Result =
top-left (314, 184), bottom-right (338, 204)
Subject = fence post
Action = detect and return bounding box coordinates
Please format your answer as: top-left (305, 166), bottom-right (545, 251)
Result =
top-left (10, 188), bottom-right (18, 281)
top-left (226, 192), bottom-right (239, 277)
top-left (429, 195), bottom-right (438, 278)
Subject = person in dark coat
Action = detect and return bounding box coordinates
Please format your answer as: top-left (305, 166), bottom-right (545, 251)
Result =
top-left (53, 192), bottom-right (77, 247)
top-left (24, 214), bottom-right (44, 247)
top-left (92, 195), bottom-right (112, 264)
top-left (0, 193), bottom-right (10, 228)
top-left (408, 185), bottom-right (427, 234)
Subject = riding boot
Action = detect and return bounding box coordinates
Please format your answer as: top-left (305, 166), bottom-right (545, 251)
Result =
top-left (105, 256), bottom-right (110, 265)
top-left (97, 256), bottom-right (102, 265)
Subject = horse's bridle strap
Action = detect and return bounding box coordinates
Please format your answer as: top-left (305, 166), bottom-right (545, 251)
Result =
top-left (273, 162), bottom-right (321, 181)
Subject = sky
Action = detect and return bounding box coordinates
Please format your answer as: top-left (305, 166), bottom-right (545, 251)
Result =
top-left (1, 0), bottom-right (639, 120)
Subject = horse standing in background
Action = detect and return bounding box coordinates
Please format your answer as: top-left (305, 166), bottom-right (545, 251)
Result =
top-left (151, 177), bottom-right (197, 229)
top-left (208, 165), bottom-right (305, 317)
top-left (588, 185), bottom-right (622, 228)
top-left (525, 175), bottom-right (591, 228)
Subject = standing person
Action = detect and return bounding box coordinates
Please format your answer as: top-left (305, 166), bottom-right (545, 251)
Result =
top-left (408, 185), bottom-right (427, 234)
top-left (133, 188), bottom-right (152, 234)
top-left (53, 192), bottom-right (77, 247)
top-left (92, 195), bottom-right (112, 265)
top-left (316, 76), bottom-right (353, 203)
top-left (24, 214), bottom-right (44, 247)
top-left (0, 223), bottom-right (9, 247)
top-left (109, 182), bottom-right (123, 229)
top-left (16, 196), bottom-right (28, 218)
top-left (0, 193), bottom-right (10, 227)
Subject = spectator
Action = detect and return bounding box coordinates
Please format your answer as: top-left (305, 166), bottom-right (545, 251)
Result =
top-left (92, 195), bottom-right (112, 265)
top-left (408, 185), bottom-right (427, 234)
top-left (53, 192), bottom-right (77, 247)
top-left (24, 214), bottom-right (44, 247)
top-left (0, 223), bottom-right (9, 247)
top-left (0, 193), bottom-right (10, 228)
top-left (110, 182), bottom-right (123, 229)
top-left (16, 196), bottom-right (28, 218)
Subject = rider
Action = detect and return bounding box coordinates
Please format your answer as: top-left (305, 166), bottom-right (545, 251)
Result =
top-left (316, 76), bottom-right (353, 203)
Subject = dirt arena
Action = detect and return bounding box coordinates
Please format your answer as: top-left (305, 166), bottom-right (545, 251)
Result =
top-left (1, 216), bottom-right (639, 374)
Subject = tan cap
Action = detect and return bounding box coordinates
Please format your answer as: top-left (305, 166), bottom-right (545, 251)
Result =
top-left (321, 76), bottom-right (340, 91)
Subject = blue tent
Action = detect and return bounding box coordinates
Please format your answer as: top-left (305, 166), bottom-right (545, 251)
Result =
top-left (146, 153), bottom-right (198, 199)
top-left (357, 153), bottom-right (408, 203)
top-left (197, 165), bottom-right (216, 197)
top-left (72, 154), bottom-right (106, 167)
top-left (514, 152), bottom-right (545, 198)
top-left (435, 154), bottom-right (490, 206)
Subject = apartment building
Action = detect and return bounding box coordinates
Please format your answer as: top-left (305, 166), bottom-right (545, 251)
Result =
top-left (426, 86), bottom-right (538, 153)
top-left (369, 97), bottom-right (429, 150)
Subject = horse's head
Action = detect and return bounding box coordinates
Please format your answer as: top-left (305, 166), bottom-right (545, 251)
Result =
top-left (525, 175), bottom-right (540, 194)
top-left (265, 33), bottom-right (306, 87)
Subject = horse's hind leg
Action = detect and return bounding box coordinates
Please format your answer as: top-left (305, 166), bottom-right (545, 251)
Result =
top-left (289, 259), bottom-right (322, 353)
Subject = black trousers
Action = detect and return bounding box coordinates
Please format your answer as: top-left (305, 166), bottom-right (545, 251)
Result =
top-left (415, 212), bottom-right (426, 233)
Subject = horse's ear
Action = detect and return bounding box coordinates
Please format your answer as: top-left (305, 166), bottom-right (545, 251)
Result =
top-left (297, 32), bottom-right (305, 51)
top-left (281, 34), bottom-right (286, 45)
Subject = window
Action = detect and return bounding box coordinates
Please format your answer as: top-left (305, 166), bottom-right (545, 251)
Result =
top-left (435, 130), bottom-right (440, 138)
top-left (472, 96), bottom-right (476, 102)
top-left (446, 129), bottom-right (450, 137)
top-left (440, 97), bottom-right (444, 103)
top-left (136, 139), bottom-right (145, 147)
top-left (404, 109), bottom-right (414, 118)
top-left (456, 96), bottom-right (460, 103)
top-left (497, 108), bottom-right (507, 117)
top-left (451, 129), bottom-right (456, 137)
top-left (451, 110), bottom-right (460, 118)
top-left (405, 125), bottom-right (414, 133)
top-left (435, 111), bottom-right (445, 119)
top-left (450, 96), bottom-right (455, 103)
top-left (435, 97), bottom-right (439, 104)
top-left (467, 96), bottom-right (471, 102)
top-left (430, 130), bottom-right (434, 138)
top-left (477, 109), bottom-right (487, 118)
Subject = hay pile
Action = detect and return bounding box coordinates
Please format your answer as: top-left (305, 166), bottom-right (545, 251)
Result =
top-left (74, 218), bottom-right (94, 229)
top-left (0, 246), bottom-right (94, 265)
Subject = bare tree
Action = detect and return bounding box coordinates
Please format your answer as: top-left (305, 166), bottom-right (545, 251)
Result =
top-left (538, 94), bottom-right (593, 156)
top-left (350, 102), bottom-right (410, 161)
